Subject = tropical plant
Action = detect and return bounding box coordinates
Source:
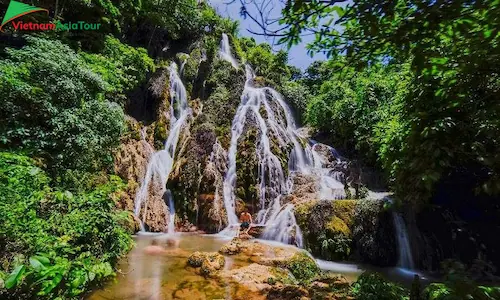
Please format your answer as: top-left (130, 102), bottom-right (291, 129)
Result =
top-left (0, 36), bottom-right (140, 180)
top-left (0, 152), bottom-right (133, 299)
top-left (352, 272), bottom-right (409, 300)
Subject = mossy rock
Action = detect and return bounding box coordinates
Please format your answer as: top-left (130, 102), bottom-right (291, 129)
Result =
top-left (183, 48), bottom-right (202, 85)
top-left (269, 267), bottom-right (298, 285)
top-left (326, 216), bottom-right (351, 236)
top-left (118, 211), bottom-right (141, 234)
top-left (331, 200), bottom-right (356, 228)
top-left (286, 252), bottom-right (320, 284)
top-left (352, 201), bottom-right (397, 266)
top-left (295, 199), bottom-right (396, 265)
top-left (200, 253), bottom-right (225, 277)
top-left (295, 200), bottom-right (355, 260)
top-left (267, 285), bottom-right (310, 300)
top-left (187, 251), bottom-right (224, 268)
top-left (235, 128), bottom-right (259, 207)
top-left (125, 118), bottom-right (142, 141)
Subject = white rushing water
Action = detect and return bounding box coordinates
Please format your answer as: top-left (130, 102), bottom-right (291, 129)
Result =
top-left (393, 212), bottom-right (415, 269)
top-left (218, 34), bottom-right (351, 246)
top-left (166, 190), bottom-right (176, 235)
top-left (134, 62), bottom-right (190, 233)
top-left (219, 33), bottom-right (239, 69)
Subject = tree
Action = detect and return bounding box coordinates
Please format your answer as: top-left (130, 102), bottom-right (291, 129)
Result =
top-left (238, 0), bottom-right (500, 207)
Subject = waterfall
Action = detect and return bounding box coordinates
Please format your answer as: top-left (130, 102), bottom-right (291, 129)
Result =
top-left (134, 62), bottom-right (190, 233)
top-left (393, 212), bottom-right (415, 269)
top-left (219, 34), bottom-right (348, 246)
top-left (219, 33), bottom-right (239, 69)
top-left (221, 64), bottom-right (305, 244)
top-left (166, 190), bottom-right (175, 234)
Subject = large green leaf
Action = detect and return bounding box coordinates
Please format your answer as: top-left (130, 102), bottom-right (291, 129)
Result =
top-left (5, 265), bottom-right (26, 289)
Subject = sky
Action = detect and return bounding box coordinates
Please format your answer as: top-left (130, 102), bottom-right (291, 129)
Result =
top-left (208, 0), bottom-right (327, 70)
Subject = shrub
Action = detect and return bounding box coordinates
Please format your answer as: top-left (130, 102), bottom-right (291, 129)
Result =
top-left (287, 252), bottom-right (320, 283)
top-left (423, 260), bottom-right (500, 300)
top-left (0, 36), bottom-right (129, 180)
top-left (81, 36), bottom-right (154, 104)
top-left (352, 272), bottom-right (409, 300)
top-left (0, 152), bottom-right (133, 299)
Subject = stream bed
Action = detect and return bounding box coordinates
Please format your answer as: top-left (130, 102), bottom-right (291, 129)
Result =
top-left (88, 233), bottom-right (424, 300)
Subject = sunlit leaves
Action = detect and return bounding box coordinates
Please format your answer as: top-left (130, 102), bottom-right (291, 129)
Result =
top-left (5, 266), bottom-right (25, 289)
top-left (0, 153), bottom-right (132, 298)
top-left (275, 0), bottom-right (500, 205)
top-left (0, 36), bottom-right (131, 179)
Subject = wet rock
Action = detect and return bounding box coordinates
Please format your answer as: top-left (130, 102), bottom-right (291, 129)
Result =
top-left (187, 142), bottom-right (227, 233)
top-left (332, 277), bottom-right (350, 289)
top-left (248, 225), bottom-right (265, 238)
top-left (119, 211), bottom-right (141, 234)
top-left (187, 251), bottom-right (207, 267)
top-left (266, 285), bottom-right (309, 300)
top-left (352, 200), bottom-right (397, 266)
top-left (295, 199), bottom-right (397, 266)
top-left (113, 121), bottom-right (154, 212)
top-left (219, 239), bottom-right (241, 255)
top-left (112, 116), bottom-right (172, 232)
top-left (309, 281), bottom-right (329, 291)
top-left (312, 273), bottom-right (349, 287)
top-left (291, 174), bottom-right (319, 202)
top-left (220, 263), bottom-right (276, 292)
top-left (219, 238), bottom-right (298, 262)
top-left (239, 233), bottom-right (253, 240)
top-left (187, 251), bottom-right (225, 277)
top-left (200, 255), bottom-right (225, 277)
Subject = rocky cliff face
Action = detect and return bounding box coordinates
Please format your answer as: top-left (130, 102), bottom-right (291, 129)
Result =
top-left (111, 36), bottom-right (399, 267)
top-left (113, 68), bottom-right (173, 232)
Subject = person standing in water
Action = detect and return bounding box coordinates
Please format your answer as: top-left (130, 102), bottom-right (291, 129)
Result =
top-left (239, 209), bottom-right (253, 237)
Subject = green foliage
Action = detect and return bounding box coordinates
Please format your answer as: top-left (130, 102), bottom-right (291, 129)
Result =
top-left (238, 37), bottom-right (293, 85)
top-left (286, 252), bottom-right (320, 284)
top-left (0, 36), bottom-right (131, 181)
top-left (425, 283), bottom-right (500, 300)
top-left (280, 80), bottom-right (312, 123)
top-left (352, 272), bottom-right (409, 300)
top-left (423, 260), bottom-right (500, 300)
top-left (305, 61), bottom-right (411, 168)
top-left (265, 0), bottom-right (500, 207)
top-left (319, 234), bottom-right (351, 261)
top-left (138, 0), bottom-right (203, 40)
top-left (82, 36), bottom-right (154, 103)
top-left (0, 152), bottom-right (132, 299)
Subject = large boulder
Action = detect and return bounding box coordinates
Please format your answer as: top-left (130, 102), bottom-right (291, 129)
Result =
top-left (295, 199), bottom-right (397, 266)
top-left (219, 238), bottom-right (298, 262)
top-left (295, 200), bottom-right (356, 261)
top-left (187, 251), bottom-right (225, 277)
top-left (220, 263), bottom-right (296, 293)
top-left (352, 201), bottom-right (397, 266)
top-left (266, 285), bottom-right (310, 300)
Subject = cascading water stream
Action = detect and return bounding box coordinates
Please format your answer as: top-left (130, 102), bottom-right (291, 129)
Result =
top-left (134, 62), bottom-right (190, 233)
top-left (218, 34), bottom-right (349, 246)
top-left (166, 190), bottom-right (175, 235)
top-left (219, 33), bottom-right (239, 69)
top-left (393, 212), bottom-right (415, 269)
top-left (309, 143), bottom-right (347, 200)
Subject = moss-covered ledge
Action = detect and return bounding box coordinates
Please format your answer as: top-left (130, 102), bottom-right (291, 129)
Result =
top-left (295, 199), bottom-right (398, 266)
